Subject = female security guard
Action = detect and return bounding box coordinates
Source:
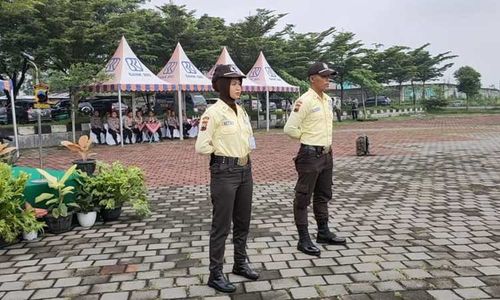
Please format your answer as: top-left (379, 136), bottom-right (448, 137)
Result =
top-left (195, 64), bottom-right (259, 293)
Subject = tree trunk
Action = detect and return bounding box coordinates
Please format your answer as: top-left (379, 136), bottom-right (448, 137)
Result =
top-left (421, 81), bottom-right (426, 101)
top-left (466, 94), bottom-right (469, 112)
top-left (398, 82), bottom-right (403, 106)
top-left (340, 82), bottom-right (344, 101)
top-left (411, 80), bottom-right (416, 107)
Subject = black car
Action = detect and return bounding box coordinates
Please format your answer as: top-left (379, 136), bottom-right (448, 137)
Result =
top-left (51, 99), bottom-right (71, 120)
top-left (6, 100), bottom-right (52, 123)
top-left (364, 96), bottom-right (391, 106)
top-left (79, 98), bottom-right (129, 115)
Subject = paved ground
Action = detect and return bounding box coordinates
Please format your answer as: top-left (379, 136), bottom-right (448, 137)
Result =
top-left (1, 113), bottom-right (500, 299)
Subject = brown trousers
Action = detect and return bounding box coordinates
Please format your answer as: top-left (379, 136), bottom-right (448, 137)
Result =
top-left (293, 146), bottom-right (333, 226)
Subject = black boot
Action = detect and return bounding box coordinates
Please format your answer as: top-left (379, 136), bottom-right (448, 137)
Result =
top-left (233, 260), bottom-right (259, 280)
top-left (316, 220), bottom-right (346, 245)
top-left (207, 269), bottom-right (236, 293)
top-left (297, 225), bottom-right (321, 256)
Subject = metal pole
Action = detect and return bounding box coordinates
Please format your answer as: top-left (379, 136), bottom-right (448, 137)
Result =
top-left (177, 89), bottom-right (184, 140)
top-left (37, 109), bottom-right (43, 168)
top-left (9, 81), bottom-right (19, 158)
top-left (118, 88), bottom-right (124, 146)
top-left (71, 89), bottom-right (76, 142)
top-left (266, 90), bottom-right (270, 132)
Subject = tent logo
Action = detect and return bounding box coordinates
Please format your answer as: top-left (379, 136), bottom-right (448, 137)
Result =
top-left (265, 67), bottom-right (277, 78)
top-left (181, 61), bottom-right (197, 74)
top-left (248, 67), bottom-right (261, 78)
top-left (105, 58), bottom-right (120, 72)
top-left (125, 58), bottom-right (143, 72)
top-left (162, 62), bottom-right (177, 74)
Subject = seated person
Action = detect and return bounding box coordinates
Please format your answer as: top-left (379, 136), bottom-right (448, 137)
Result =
top-left (90, 110), bottom-right (105, 144)
top-left (145, 110), bottom-right (162, 142)
top-left (107, 110), bottom-right (120, 145)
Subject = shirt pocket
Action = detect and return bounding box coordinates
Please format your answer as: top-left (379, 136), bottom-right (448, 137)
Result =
top-left (220, 124), bottom-right (238, 135)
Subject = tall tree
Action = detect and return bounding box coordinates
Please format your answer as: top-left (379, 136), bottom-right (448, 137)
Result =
top-left (410, 44), bottom-right (456, 101)
top-left (454, 66), bottom-right (481, 110)
top-left (321, 32), bottom-right (365, 101)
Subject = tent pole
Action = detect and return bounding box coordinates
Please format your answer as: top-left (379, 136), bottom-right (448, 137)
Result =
top-left (178, 89), bottom-right (183, 140)
top-left (71, 89), bottom-right (76, 143)
top-left (9, 81), bottom-right (19, 158)
top-left (266, 90), bottom-right (270, 132)
top-left (118, 88), bottom-right (124, 147)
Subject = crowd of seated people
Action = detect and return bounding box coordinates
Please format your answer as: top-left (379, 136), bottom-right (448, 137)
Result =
top-left (89, 108), bottom-right (199, 145)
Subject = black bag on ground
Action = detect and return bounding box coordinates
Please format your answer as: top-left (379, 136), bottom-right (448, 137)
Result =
top-left (356, 135), bottom-right (370, 156)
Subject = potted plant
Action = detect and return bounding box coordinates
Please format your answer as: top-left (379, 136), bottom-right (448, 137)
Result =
top-left (61, 135), bottom-right (96, 175)
top-left (86, 162), bottom-right (151, 221)
top-left (74, 172), bottom-right (97, 228)
top-left (0, 141), bottom-right (16, 165)
top-left (35, 165), bottom-right (80, 234)
top-left (0, 162), bottom-right (31, 247)
top-left (21, 208), bottom-right (45, 241)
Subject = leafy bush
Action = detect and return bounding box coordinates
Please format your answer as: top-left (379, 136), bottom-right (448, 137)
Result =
top-left (86, 162), bottom-right (151, 218)
top-left (422, 98), bottom-right (449, 111)
top-left (0, 163), bottom-right (41, 243)
top-left (35, 165), bottom-right (79, 218)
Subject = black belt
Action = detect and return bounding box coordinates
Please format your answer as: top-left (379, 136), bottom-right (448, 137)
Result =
top-left (300, 144), bottom-right (332, 155)
top-left (210, 154), bottom-right (250, 166)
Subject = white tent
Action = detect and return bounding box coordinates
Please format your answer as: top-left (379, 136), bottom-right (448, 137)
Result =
top-left (85, 36), bottom-right (176, 146)
top-left (157, 43), bottom-right (213, 139)
top-left (247, 51), bottom-right (300, 131)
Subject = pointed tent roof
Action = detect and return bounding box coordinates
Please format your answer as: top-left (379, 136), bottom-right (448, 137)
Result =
top-left (87, 36), bottom-right (176, 93)
top-left (247, 51), bottom-right (299, 93)
top-left (158, 43), bottom-right (213, 92)
top-left (207, 47), bottom-right (264, 92)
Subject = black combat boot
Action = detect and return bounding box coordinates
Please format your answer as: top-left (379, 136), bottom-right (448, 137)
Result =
top-left (207, 269), bottom-right (236, 293)
top-left (316, 219), bottom-right (346, 245)
top-left (297, 225), bottom-right (321, 256)
top-left (233, 259), bottom-right (259, 280)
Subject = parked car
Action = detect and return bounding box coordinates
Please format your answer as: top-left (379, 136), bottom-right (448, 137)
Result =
top-left (206, 98), bottom-right (218, 108)
top-left (50, 99), bottom-right (71, 120)
top-left (79, 98), bottom-right (129, 115)
top-left (6, 100), bottom-right (52, 123)
top-left (155, 93), bottom-right (207, 116)
top-left (364, 96), bottom-right (391, 106)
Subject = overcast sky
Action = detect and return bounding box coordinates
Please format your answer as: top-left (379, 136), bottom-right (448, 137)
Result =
top-left (146, 0), bottom-right (500, 88)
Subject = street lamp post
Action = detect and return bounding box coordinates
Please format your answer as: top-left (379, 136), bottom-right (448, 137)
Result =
top-left (22, 52), bottom-right (43, 168)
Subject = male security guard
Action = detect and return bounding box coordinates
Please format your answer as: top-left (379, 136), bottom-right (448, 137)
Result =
top-left (284, 62), bottom-right (347, 257)
top-left (195, 64), bottom-right (258, 293)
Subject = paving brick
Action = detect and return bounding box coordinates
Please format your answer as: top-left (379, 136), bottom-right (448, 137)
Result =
top-left (188, 285), bottom-right (217, 297)
top-left (2, 290), bottom-right (34, 300)
top-left (427, 289), bottom-right (462, 300)
top-left (453, 276), bottom-right (486, 287)
top-left (454, 288), bottom-right (491, 299)
top-left (289, 287), bottom-right (319, 299)
top-left (54, 277), bottom-right (82, 287)
top-left (160, 287), bottom-right (187, 299)
top-left (244, 281), bottom-right (272, 292)
top-left (100, 292), bottom-right (129, 300)
top-left (31, 288), bottom-right (62, 299)
top-left (60, 285), bottom-right (91, 297)
top-left (130, 290), bottom-right (160, 300)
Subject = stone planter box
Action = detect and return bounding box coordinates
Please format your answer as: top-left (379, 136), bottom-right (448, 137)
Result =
top-left (18, 126), bottom-right (35, 135)
top-left (50, 125), bottom-right (67, 133)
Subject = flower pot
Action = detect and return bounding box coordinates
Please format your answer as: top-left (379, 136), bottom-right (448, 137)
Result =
top-left (22, 231), bottom-right (38, 241)
top-left (77, 211), bottom-right (97, 228)
top-left (44, 213), bottom-right (73, 234)
top-left (73, 159), bottom-right (96, 175)
top-left (100, 207), bottom-right (122, 222)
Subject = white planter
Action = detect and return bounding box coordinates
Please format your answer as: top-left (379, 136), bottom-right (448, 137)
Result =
top-left (77, 211), bottom-right (97, 228)
top-left (23, 231), bottom-right (38, 241)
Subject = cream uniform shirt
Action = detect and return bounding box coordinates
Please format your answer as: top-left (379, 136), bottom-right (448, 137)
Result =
top-left (284, 88), bottom-right (334, 147)
top-left (195, 99), bottom-right (254, 157)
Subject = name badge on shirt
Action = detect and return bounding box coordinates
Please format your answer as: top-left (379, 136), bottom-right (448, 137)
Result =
top-left (311, 106), bottom-right (321, 113)
top-left (249, 136), bottom-right (256, 149)
top-left (223, 120), bottom-right (234, 126)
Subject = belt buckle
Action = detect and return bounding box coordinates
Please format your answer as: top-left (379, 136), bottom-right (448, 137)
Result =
top-left (237, 155), bottom-right (248, 166)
